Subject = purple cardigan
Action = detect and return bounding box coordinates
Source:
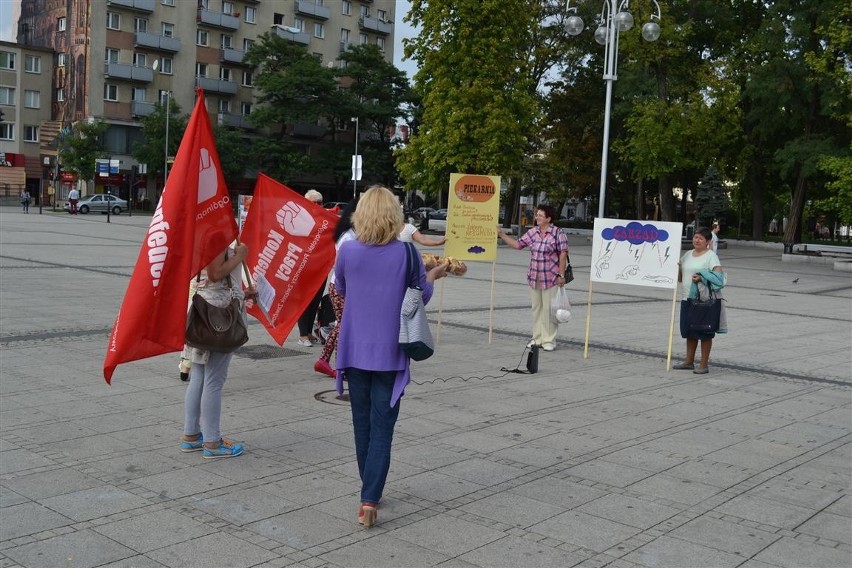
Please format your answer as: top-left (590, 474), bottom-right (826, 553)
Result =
top-left (334, 239), bottom-right (434, 405)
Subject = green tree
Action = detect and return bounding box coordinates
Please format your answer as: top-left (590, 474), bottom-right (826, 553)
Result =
top-left (337, 44), bottom-right (414, 189)
top-left (58, 120), bottom-right (109, 193)
top-left (810, 2), bottom-right (852, 237)
top-left (816, 155), bottom-right (852, 238)
top-left (339, 45), bottom-right (411, 146)
top-left (131, 97), bottom-right (187, 183)
top-left (244, 33), bottom-right (340, 127)
top-left (734, 0), bottom-right (851, 243)
top-left (211, 124), bottom-right (253, 191)
top-left (549, 0), bottom-right (756, 222)
top-left (398, 0), bottom-right (541, 205)
top-left (243, 32), bottom-right (341, 183)
top-left (694, 165), bottom-right (729, 227)
top-left (545, 70), bottom-right (607, 214)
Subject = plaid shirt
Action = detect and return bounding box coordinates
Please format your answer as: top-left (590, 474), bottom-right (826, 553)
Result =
top-left (518, 225), bottom-right (569, 289)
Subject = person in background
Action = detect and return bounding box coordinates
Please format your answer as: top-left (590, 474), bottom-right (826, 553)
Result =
top-left (497, 205), bottom-right (568, 352)
top-left (296, 189), bottom-right (327, 347)
top-left (711, 222), bottom-right (720, 254)
top-left (68, 187), bottom-right (80, 215)
top-left (673, 227), bottom-right (723, 374)
top-left (334, 185), bottom-right (449, 527)
top-left (399, 221), bottom-right (447, 246)
top-left (20, 189), bottom-right (31, 213)
top-left (314, 199), bottom-right (358, 378)
top-left (181, 243), bottom-right (257, 458)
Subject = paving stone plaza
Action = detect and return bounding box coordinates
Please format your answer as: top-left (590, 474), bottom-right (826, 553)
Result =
top-left (1, 209), bottom-right (850, 568)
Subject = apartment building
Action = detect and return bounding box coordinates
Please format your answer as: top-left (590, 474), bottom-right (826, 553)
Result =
top-left (0, 41), bottom-right (56, 202)
top-left (15, 0), bottom-right (396, 199)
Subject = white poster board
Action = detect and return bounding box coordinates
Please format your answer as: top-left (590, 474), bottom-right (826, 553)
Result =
top-left (590, 219), bottom-right (683, 289)
top-left (585, 219), bottom-right (684, 367)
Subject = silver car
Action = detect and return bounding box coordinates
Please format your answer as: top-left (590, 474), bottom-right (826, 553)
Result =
top-left (64, 194), bottom-right (128, 215)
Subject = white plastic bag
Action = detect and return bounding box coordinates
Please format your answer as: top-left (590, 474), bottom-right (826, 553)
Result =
top-left (551, 286), bottom-right (572, 324)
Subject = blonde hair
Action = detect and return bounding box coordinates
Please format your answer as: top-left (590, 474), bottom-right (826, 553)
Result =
top-left (352, 185), bottom-right (403, 245)
top-left (305, 189), bottom-right (323, 203)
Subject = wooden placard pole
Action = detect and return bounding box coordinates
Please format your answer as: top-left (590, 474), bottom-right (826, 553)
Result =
top-left (583, 282), bottom-right (594, 359)
top-left (435, 277), bottom-right (446, 344)
top-left (488, 260), bottom-right (496, 343)
top-left (234, 237), bottom-right (254, 287)
top-left (666, 286), bottom-right (678, 370)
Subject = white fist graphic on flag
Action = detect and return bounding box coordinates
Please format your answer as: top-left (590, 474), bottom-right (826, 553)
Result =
top-left (197, 148), bottom-right (218, 203)
top-left (276, 201), bottom-right (316, 237)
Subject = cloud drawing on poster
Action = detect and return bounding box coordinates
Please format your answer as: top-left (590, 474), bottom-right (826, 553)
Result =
top-left (601, 222), bottom-right (669, 245)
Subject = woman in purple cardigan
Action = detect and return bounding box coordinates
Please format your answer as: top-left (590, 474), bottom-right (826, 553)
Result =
top-left (334, 185), bottom-right (449, 527)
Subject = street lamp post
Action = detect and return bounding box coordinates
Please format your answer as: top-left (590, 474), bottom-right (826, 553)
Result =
top-left (52, 159), bottom-right (58, 212)
top-left (164, 90), bottom-right (171, 187)
top-left (40, 156), bottom-right (50, 215)
top-left (565, 0), bottom-right (661, 219)
top-left (351, 117), bottom-right (361, 199)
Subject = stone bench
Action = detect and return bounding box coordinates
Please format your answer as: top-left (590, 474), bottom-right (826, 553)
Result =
top-left (794, 243), bottom-right (852, 257)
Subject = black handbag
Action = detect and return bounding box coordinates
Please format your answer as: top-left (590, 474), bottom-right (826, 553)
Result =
top-left (564, 257), bottom-right (575, 284)
top-left (185, 268), bottom-right (248, 353)
top-left (560, 230), bottom-right (574, 283)
top-left (680, 294), bottom-right (722, 337)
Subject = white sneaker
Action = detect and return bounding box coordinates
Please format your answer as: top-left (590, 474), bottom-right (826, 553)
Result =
top-left (542, 343), bottom-right (555, 352)
top-left (527, 340), bottom-right (538, 348)
top-left (297, 338), bottom-right (314, 347)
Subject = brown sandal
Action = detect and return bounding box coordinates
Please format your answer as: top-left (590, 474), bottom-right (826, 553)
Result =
top-left (358, 503), bottom-right (377, 527)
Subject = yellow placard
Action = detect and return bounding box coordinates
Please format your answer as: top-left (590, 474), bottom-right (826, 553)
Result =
top-left (445, 173), bottom-right (501, 262)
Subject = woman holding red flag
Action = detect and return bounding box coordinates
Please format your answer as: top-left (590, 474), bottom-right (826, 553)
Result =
top-left (180, 242), bottom-right (256, 458)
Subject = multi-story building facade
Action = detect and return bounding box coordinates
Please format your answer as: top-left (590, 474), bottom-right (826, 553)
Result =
top-left (14, 0), bottom-right (396, 201)
top-left (0, 41), bottom-right (56, 203)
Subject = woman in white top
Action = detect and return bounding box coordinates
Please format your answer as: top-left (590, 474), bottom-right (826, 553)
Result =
top-left (710, 222), bottom-right (720, 254)
top-left (399, 223), bottom-right (446, 246)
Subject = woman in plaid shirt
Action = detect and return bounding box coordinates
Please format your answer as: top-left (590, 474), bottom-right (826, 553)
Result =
top-left (498, 205), bottom-right (569, 351)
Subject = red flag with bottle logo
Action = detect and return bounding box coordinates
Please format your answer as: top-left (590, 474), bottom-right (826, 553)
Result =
top-left (104, 88), bottom-right (238, 383)
top-left (240, 174), bottom-right (338, 344)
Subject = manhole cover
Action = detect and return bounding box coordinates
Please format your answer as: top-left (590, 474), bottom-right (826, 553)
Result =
top-left (315, 390), bottom-right (350, 405)
top-left (236, 345), bottom-right (308, 360)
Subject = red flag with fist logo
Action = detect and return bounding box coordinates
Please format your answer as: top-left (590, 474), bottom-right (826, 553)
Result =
top-left (240, 174), bottom-right (338, 344)
top-left (104, 88), bottom-right (238, 382)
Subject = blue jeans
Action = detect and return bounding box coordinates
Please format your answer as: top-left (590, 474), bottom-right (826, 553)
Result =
top-left (345, 368), bottom-right (401, 504)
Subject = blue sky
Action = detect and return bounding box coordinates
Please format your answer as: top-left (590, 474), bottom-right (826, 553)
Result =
top-left (0, 0), bottom-right (18, 42)
top-left (393, 0), bottom-right (419, 79)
